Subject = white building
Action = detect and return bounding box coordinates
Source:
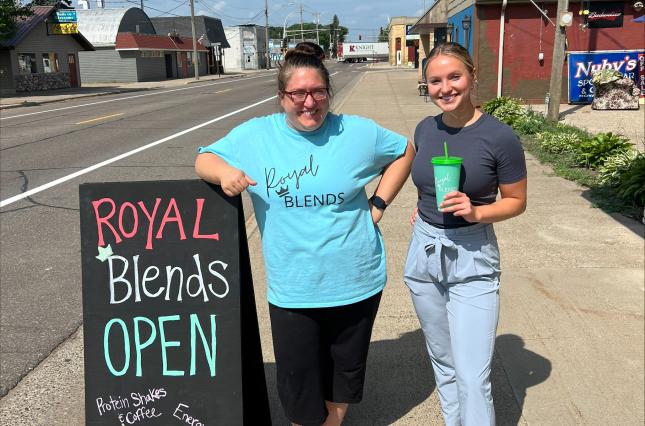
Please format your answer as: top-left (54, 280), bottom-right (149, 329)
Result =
top-left (223, 25), bottom-right (266, 72)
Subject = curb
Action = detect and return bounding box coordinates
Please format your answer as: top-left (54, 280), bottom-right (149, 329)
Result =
top-left (332, 71), bottom-right (367, 112)
top-left (0, 72), bottom-right (263, 111)
top-left (0, 88), bottom-right (150, 111)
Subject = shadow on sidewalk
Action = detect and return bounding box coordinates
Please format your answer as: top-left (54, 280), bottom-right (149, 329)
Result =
top-left (263, 331), bottom-right (551, 425)
top-left (494, 334), bottom-right (552, 426)
top-left (579, 188), bottom-right (645, 237)
top-left (558, 104), bottom-right (587, 119)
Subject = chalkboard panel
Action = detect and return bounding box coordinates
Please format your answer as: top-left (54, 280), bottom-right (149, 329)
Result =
top-left (79, 180), bottom-right (270, 425)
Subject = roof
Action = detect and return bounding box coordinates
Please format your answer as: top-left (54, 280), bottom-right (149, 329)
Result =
top-left (150, 16), bottom-right (230, 49)
top-left (115, 32), bottom-right (208, 52)
top-left (77, 7), bottom-right (155, 47)
top-left (409, 0), bottom-right (448, 34)
top-left (387, 16), bottom-right (421, 31)
top-left (0, 6), bottom-right (94, 51)
top-left (475, 0), bottom-right (558, 4)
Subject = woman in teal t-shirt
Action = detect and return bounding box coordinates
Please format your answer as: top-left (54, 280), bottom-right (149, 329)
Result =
top-left (195, 45), bottom-right (414, 426)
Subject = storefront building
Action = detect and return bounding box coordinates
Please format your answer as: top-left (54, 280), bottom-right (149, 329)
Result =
top-left (223, 25), bottom-right (267, 72)
top-left (76, 7), bottom-right (208, 82)
top-left (150, 16), bottom-right (229, 75)
top-left (410, 0), bottom-right (644, 103)
top-left (475, 0), bottom-right (644, 103)
top-left (0, 6), bottom-right (94, 95)
top-left (388, 17), bottom-right (422, 68)
top-left (409, 0), bottom-right (449, 80)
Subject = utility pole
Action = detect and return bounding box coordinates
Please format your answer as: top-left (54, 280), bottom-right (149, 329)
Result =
top-left (189, 0), bottom-right (199, 80)
top-left (140, 0), bottom-right (143, 11)
top-left (300, 2), bottom-right (304, 42)
top-left (314, 12), bottom-right (320, 45)
top-left (264, 0), bottom-right (270, 69)
top-left (547, 0), bottom-right (569, 122)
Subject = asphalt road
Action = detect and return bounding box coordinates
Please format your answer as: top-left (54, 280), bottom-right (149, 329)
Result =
top-left (0, 62), bottom-right (366, 395)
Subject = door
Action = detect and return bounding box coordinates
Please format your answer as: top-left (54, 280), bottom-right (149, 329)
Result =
top-left (67, 54), bottom-right (78, 87)
top-left (178, 52), bottom-right (188, 78)
top-left (395, 38), bottom-right (402, 65)
top-left (407, 46), bottom-right (415, 66)
top-left (165, 54), bottom-right (173, 78)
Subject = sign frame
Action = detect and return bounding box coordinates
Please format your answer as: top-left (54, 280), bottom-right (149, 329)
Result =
top-left (567, 49), bottom-right (643, 104)
top-left (79, 179), bottom-right (271, 425)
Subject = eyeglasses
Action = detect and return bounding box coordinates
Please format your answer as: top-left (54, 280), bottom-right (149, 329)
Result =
top-left (281, 88), bottom-right (329, 103)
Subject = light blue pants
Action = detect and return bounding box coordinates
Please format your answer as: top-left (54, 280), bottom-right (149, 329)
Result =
top-left (404, 219), bottom-right (501, 426)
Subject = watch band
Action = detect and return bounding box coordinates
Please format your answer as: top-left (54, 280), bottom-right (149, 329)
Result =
top-left (369, 195), bottom-right (388, 211)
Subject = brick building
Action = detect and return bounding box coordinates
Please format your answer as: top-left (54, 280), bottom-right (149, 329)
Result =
top-left (388, 17), bottom-right (421, 68)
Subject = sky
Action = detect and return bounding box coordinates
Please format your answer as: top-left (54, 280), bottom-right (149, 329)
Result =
top-left (75, 0), bottom-right (429, 42)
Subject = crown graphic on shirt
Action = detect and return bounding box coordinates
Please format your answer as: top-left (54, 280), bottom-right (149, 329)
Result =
top-left (276, 186), bottom-right (289, 197)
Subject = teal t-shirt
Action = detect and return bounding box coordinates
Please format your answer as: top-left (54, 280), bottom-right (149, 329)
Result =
top-left (198, 112), bottom-right (407, 308)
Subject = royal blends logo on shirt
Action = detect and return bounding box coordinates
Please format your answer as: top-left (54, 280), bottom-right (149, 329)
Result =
top-left (264, 154), bottom-right (345, 208)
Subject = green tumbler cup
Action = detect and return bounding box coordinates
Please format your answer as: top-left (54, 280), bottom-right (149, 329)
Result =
top-left (431, 156), bottom-right (463, 210)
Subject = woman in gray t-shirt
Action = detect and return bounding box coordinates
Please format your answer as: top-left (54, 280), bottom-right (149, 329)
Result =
top-left (404, 42), bottom-right (527, 426)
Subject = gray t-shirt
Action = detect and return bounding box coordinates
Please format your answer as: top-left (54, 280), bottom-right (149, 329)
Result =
top-left (412, 113), bottom-right (527, 228)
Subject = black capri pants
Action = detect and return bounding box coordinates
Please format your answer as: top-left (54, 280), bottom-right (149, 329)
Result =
top-left (268, 291), bottom-right (382, 426)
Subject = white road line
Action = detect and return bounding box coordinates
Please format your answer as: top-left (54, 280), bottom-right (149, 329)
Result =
top-left (0, 95), bottom-right (277, 208)
top-left (0, 73), bottom-right (276, 121)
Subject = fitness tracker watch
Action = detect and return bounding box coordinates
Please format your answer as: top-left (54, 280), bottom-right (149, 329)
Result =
top-left (369, 195), bottom-right (388, 211)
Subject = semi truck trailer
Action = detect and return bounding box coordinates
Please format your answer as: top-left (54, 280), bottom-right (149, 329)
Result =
top-left (337, 42), bottom-right (389, 63)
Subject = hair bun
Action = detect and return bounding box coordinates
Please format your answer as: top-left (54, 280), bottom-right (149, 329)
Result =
top-left (284, 47), bottom-right (317, 62)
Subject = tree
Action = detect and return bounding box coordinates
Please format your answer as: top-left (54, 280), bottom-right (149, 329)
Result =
top-left (328, 15), bottom-right (348, 58)
top-left (0, 0), bottom-right (33, 40)
top-left (268, 26), bottom-right (283, 40)
top-left (378, 27), bottom-right (389, 43)
top-left (29, 0), bottom-right (72, 6)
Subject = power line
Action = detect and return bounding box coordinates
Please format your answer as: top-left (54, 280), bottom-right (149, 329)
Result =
top-left (195, 0), bottom-right (262, 21)
top-left (122, 0), bottom-right (184, 16)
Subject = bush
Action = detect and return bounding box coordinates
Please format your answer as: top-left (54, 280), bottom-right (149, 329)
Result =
top-left (535, 131), bottom-right (582, 154)
top-left (598, 150), bottom-right (640, 186)
top-left (616, 153), bottom-right (645, 206)
top-left (575, 132), bottom-right (632, 169)
top-left (481, 96), bottom-right (511, 115)
top-left (514, 111), bottom-right (545, 135)
top-left (481, 96), bottom-right (527, 126)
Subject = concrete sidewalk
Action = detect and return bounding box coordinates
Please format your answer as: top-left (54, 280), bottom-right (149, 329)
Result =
top-left (0, 68), bottom-right (643, 425)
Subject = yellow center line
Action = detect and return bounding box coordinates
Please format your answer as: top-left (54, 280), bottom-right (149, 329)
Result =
top-left (214, 89), bottom-right (232, 94)
top-left (76, 112), bottom-right (124, 125)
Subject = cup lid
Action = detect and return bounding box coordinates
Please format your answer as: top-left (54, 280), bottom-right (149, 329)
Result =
top-left (431, 156), bottom-right (463, 165)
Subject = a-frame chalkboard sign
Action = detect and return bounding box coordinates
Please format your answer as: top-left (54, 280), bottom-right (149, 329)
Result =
top-left (79, 180), bottom-right (270, 425)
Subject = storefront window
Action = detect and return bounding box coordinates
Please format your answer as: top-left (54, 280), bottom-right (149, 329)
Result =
top-left (18, 53), bottom-right (37, 73)
top-left (42, 53), bottom-right (59, 73)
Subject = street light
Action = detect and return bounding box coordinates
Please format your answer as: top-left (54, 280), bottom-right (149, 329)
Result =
top-left (283, 9), bottom-right (299, 44)
top-left (461, 15), bottom-right (471, 30)
top-left (461, 15), bottom-right (471, 47)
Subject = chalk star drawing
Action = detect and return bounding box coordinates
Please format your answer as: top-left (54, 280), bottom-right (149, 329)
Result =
top-left (96, 244), bottom-right (113, 262)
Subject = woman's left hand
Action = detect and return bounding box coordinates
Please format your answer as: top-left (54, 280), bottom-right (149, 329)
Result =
top-left (440, 191), bottom-right (480, 223)
top-left (370, 204), bottom-right (384, 224)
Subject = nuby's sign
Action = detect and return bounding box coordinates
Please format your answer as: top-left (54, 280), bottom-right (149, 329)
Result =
top-left (568, 50), bottom-right (643, 103)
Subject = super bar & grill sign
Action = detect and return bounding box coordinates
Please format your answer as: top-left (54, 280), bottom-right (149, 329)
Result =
top-left (79, 180), bottom-right (270, 425)
top-left (568, 50), bottom-right (643, 103)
